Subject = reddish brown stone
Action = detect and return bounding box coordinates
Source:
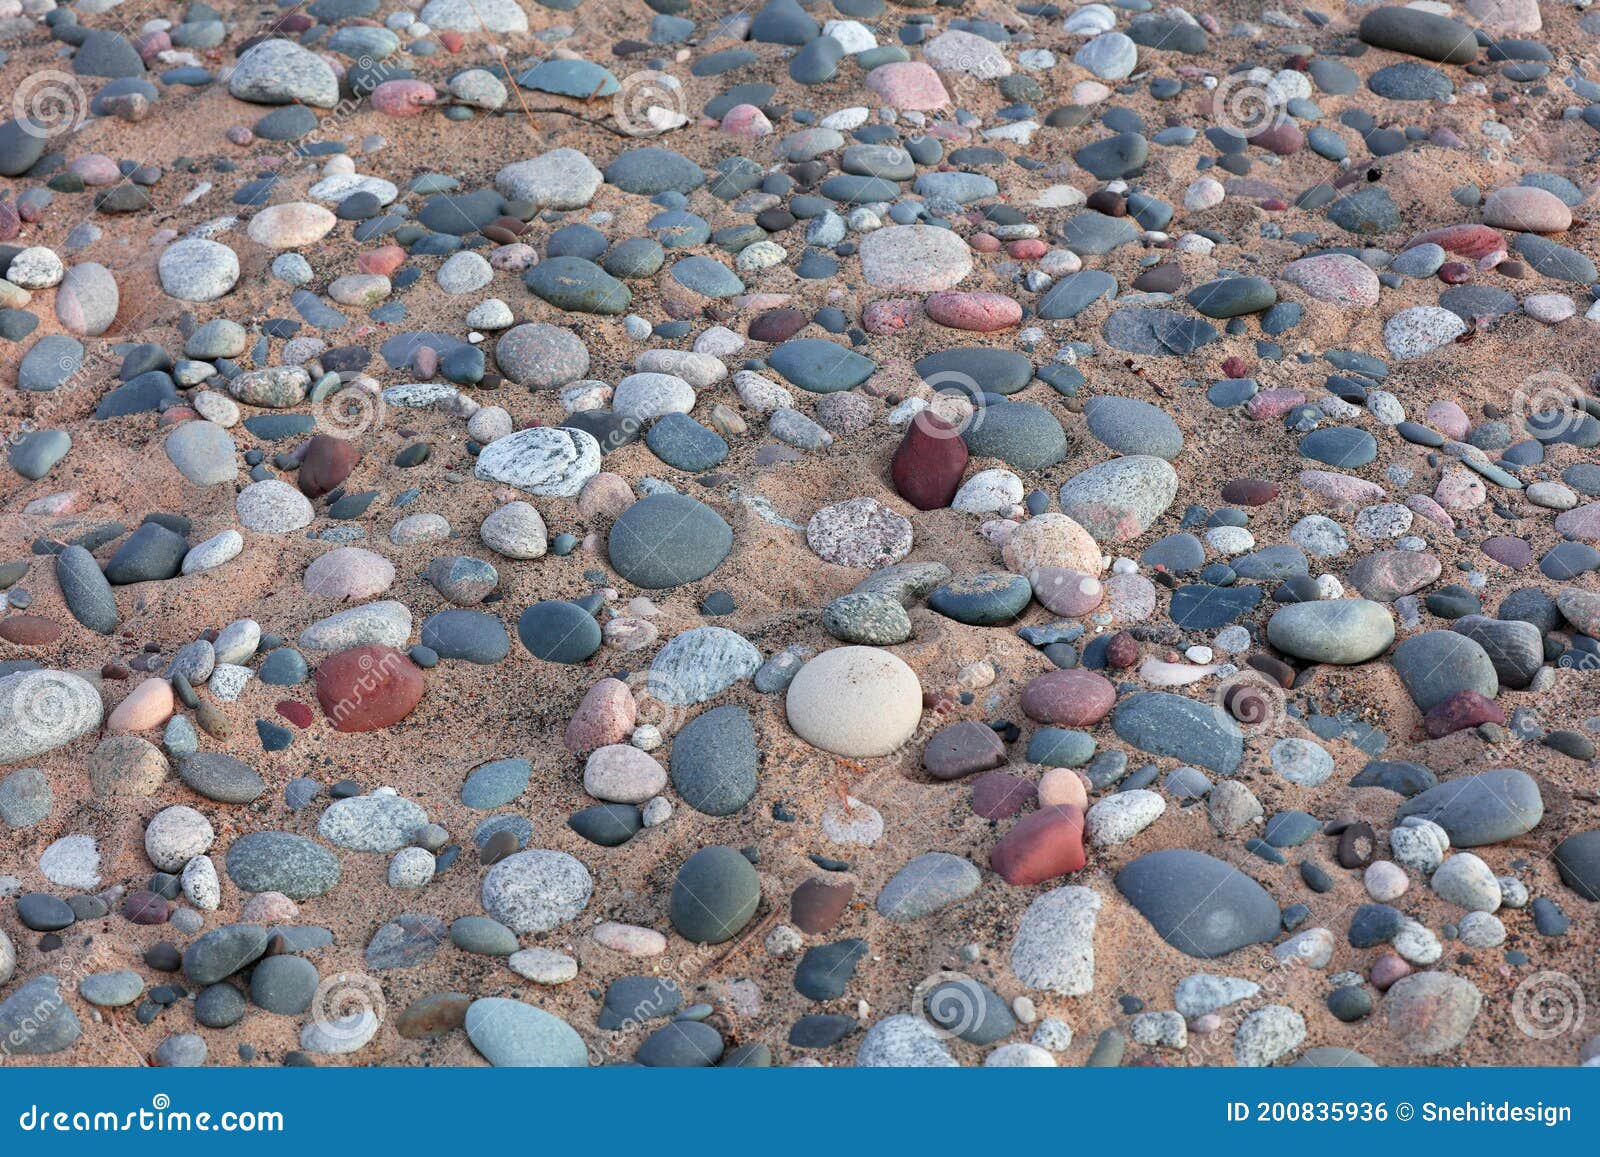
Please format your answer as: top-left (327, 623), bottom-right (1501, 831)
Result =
top-left (790, 877), bottom-right (855, 934)
top-left (298, 434), bottom-right (360, 499)
top-left (277, 700), bottom-right (314, 728)
top-left (395, 992), bottom-right (472, 1040)
top-left (1404, 224), bottom-right (1504, 259)
top-left (1249, 120), bottom-right (1303, 155)
top-left (1247, 654), bottom-right (1296, 688)
top-left (990, 805), bottom-right (1085, 885)
top-left (1220, 478), bottom-right (1279, 505)
top-left (970, 771), bottom-right (1037, 819)
top-left (314, 645), bottom-right (425, 732)
top-left (564, 676), bottom-right (636, 754)
top-left (122, 890), bottom-right (170, 924)
top-left (1019, 669), bottom-right (1116, 726)
top-left (1424, 690), bottom-right (1504, 738)
top-left (748, 307), bottom-right (808, 343)
top-left (1105, 631), bottom-right (1140, 669)
top-left (922, 720), bottom-right (1006, 781)
top-left (0, 615), bottom-right (63, 645)
top-left (890, 413), bottom-right (969, 510)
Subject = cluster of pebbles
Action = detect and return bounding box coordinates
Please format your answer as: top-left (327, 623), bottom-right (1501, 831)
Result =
top-left (2, 0), bottom-right (1600, 1068)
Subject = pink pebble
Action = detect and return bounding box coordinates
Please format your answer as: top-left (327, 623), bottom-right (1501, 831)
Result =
top-left (968, 232), bottom-right (1001, 253)
top-left (863, 298), bottom-right (918, 334)
top-left (107, 678), bottom-right (175, 733)
top-left (1370, 954), bottom-right (1411, 991)
top-left (720, 103), bottom-right (773, 137)
top-left (371, 80), bottom-right (437, 117)
top-left (924, 290), bottom-right (1022, 332)
top-left (1244, 388), bottom-right (1305, 421)
top-left (491, 243), bottom-right (538, 272)
top-left (1424, 400), bottom-right (1470, 439)
top-left (863, 62), bottom-right (950, 111)
top-left (69, 154), bottom-right (122, 186)
top-left (1006, 239), bottom-right (1047, 260)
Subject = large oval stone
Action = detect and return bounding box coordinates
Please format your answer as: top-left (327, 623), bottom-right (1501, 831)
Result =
top-left (1116, 849), bottom-right (1281, 958)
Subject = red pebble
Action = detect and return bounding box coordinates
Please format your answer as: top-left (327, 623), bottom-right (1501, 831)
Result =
top-left (1404, 224), bottom-right (1504, 259)
top-left (277, 700), bottom-right (314, 728)
top-left (1019, 669), bottom-right (1117, 725)
top-left (358, 245), bottom-right (406, 276)
top-left (314, 645), bottom-right (425, 733)
top-left (298, 433), bottom-right (360, 498)
top-left (1105, 632), bottom-right (1140, 669)
top-left (990, 805), bottom-right (1086, 885)
top-left (370, 80), bottom-right (437, 117)
top-left (1220, 478), bottom-right (1279, 506)
top-left (890, 412), bottom-right (968, 510)
top-left (438, 30), bottom-right (464, 51)
top-left (924, 290), bottom-right (1022, 332)
top-left (1438, 261), bottom-right (1473, 284)
top-left (1424, 690), bottom-right (1504, 738)
top-left (1221, 356), bottom-right (1250, 378)
top-left (1006, 239), bottom-right (1047, 260)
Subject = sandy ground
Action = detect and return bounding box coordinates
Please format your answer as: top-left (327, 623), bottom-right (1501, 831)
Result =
top-left (1, 0), bottom-right (1598, 1066)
